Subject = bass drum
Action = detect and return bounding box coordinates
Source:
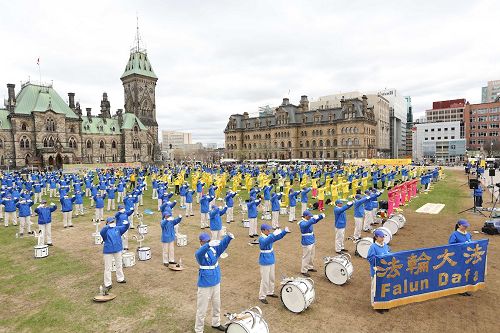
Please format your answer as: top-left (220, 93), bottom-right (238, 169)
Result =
top-left (375, 227), bottom-right (393, 245)
top-left (226, 307), bottom-right (269, 333)
top-left (324, 254), bottom-right (353, 285)
top-left (392, 214), bottom-right (406, 228)
top-left (355, 237), bottom-right (373, 259)
top-left (383, 218), bottom-right (400, 235)
top-left (280, 278), bottom-right (315, 313)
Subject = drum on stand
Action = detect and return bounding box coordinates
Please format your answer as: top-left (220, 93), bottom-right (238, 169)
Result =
top-left (355, 237), bottom-right (373, 259)
top-left (176, 234), bottom-right (187, 247)
top-left (392, 213), bottom-right (406, 228)
top-left (280, 277), bottom-right (315, 313)
top-left (225, 306), bottom-right (269, 333)
top-left (92, 232), bottom-right (103, 245)
top-left (324, 254), bottom-right (353, 285)
top-left (374, 227), bottom-right (393, 244)
top-left (383, 218), bottom-right (400, 235)
top-left (34, 245), bottom-right (49, 258)
top-left (137, 247), bottom-right (151, 261)
top-left (122, 252), bottom-right (136, 267)
top-left (138, 224), bottom-right (148, 235)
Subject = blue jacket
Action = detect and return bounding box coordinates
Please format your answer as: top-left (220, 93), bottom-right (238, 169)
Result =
top-left (354, 196), bottom-right (370, 218)
top-left (247, 199), bottom-right (261, 218)
top-left (100, 222), bottom-right (129, 254)
top-left (74, 192), bottom-right (84, 205)
top-left (200, 195), bottom-right (214, 213)
top-left (367, 242), bottom-right (391, 276)
top-left (334, 203), bottom-right (353, 229)
top-left (106, 187), bottom-right (118, 199)
top-left (16, 200), bottom-right (34, 217)
top-left (449, 231), bottom-right (472, 244)
top-left (299, 214), bottom-right (324, 245)
top-left (263, 186), bottom-right (272, 200)
top-left (161, 216), bottom-right (182, 243)
top-left (35, 204), bottom-right (57, 224)
top-left (259, 230), bottom-right (287, 265)
top-left (93, 194), bottom-right (106, 209)
top-left (2, 198), bottom-right (18, 212)
top-left (271, 193), bottom-right (282, 212)
top-left (60, 196), bottom-right (76, 212)
top-left (160, 201), bottom-right (177, 216)
top-left (225, 192), bottom-right (237, 208)
top-left (195, 235), bottom-right (232, 287)
top-left (185, 190), bottom-right (196, 204)
top-left (300, 188), bottom-right (312, 203)
top-left (196, 181), bottom-right (205, 193)
top-left (208, 185), bottom-right (217, 197)
top-left (209, 206), bottom-right (228, 231)
top-left (115, 209), bottom-right (134, 226)
top-left (123, 195), bottom-right (138, 210)
top-left (289, 191), bottom-right (300, 207)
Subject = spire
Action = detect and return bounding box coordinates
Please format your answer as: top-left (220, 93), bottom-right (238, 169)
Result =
top-left (132, 14), bottom-right (145, 53)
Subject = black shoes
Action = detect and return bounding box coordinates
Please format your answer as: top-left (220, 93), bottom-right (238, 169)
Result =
top-left (260, 298), bottom-right (268, 304)
top-left (211, 325), bottom-right (227, 331)
top-left (308, 268), bottom-right (317, 272)
top-left (117, 280), bottom-right (126, 284)
top-left (268, 294), bottom-right (278, 298)
top-left (302, 272), bottom-right (311, 277)
top-left (47, 243), bottom-right (53, 246)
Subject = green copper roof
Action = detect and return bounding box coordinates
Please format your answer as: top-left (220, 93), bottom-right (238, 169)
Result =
top-left (14, 83), bottom-right (79, 118)
top-left (0, 109), bottom-right (12, 130)
top-left (120, 51), bottom-right (157, 80)
top-left (122, 113), bottom-right (147, 130)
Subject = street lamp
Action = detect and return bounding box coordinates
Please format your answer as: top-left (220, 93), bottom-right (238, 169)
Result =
top-left (7, 160), bottom-right (13, 173)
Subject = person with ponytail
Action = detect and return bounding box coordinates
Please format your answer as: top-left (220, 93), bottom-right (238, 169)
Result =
top-left (366, 229), bottom-right (391, 313)
top-left (449, 219), bottom-right (472, 244)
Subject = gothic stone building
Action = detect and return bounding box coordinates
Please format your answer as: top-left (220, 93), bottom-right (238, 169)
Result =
top-left (224, 95), bottom-right (377, 161)
top-left (0, 45), bottom-right (160, 169)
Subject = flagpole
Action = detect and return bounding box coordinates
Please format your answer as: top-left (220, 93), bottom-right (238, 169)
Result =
top-left (37, 57), bottom-right (41, 85)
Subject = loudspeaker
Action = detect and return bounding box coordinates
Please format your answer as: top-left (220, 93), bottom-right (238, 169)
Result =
top-left (489, 168), bottom-right (496, 177)
top-left (469, 178), bottom-right (479, 190)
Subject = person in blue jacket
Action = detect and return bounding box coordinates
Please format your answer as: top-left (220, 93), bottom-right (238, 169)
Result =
top-left (74, 191), bottom-right (84, 217)
top-left (2, 195), bottom-right (19, 227)
top-left (93, 193), bottom-right (107, 221)
top-left (258, 223), bottom-right (289, 304)
top-left (60, 194), bottom-right (76, 228)
top-left (106, 185), bottom-right (118, 211)
top-left (247, 198), bottom-right (261, 237)
top-left (270, 192), bottom-right (283, 229)
top-left (200, 194), bottom-right (214, 229)
top-left (209, 205), bottom-right (228, 240)
top-left (123, 193), bottom-right (138, 228)
top-left (353, 193), bottom-right (370, 240)
top-left (300, 187), bottom-right (312, 215)
top-left (299, 210), bottom-right (325, 277)
top-left (262, 185), bottom-right (273, 213)
top-left (115, 204), bottom-right (134, 250)
top-left (288, 188), bottom-right (301, 222)
top-left (16, 198), bottom-right (34, 236)
top-left (224, 191), bottom-right (237, 223)
top-left (100, 216), bottom-right (129, 291)
top-left (333, 199), bottom-right (354, 254)
top-left (160, 211), bottom-right (183, 266)
top-left (185, 188), bottom-right (196, 217)
top-left (367, 229), bottom-right (391, 312)
top-left (34, 200), bottom-right (57, 245)
top-left (196, 180), bottom-right (205, 204)
top-left (473, 184), bottom-right (483, 208)
top-left (194, 232), bottom-right (234, 333)
top-left (449, 219), bottom-right (472, 244)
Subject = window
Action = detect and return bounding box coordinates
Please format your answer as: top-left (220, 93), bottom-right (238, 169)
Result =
top-left (69, 126), bottom-right (75, 133)
top-left (21, 123), bottom-right (27, 131)
top-left (20, 136), bottom-right (30, 149)
top-left (46, 118), bottom-right (56, 132)
top-left (451, 136), bottom-right (455, 139)
top-left (68, 137), bottom-right (77, 149)
top-left (86, 140), bottom-right (92, 149)
top-left (111, 140), bottom-right (117, 149)
top-left (99, 140), bottom-right (105, 149)
top-left (0, 138), bottom-right (3, 148)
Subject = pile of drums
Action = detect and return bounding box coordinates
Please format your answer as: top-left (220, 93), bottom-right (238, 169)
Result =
top-left (355, 213), bottom-right (406, 259)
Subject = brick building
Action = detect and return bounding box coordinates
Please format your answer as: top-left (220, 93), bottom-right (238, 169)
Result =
top-left (425, 99), bottom-right (466, 123)
top-left (464, 101), bottom-right (500, 152)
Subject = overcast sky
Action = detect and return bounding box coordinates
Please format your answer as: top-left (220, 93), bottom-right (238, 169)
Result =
top-left (1, 0), bottom-right (499, 145)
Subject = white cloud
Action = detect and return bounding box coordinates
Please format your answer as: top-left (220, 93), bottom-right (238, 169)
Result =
top-left (1, 0), bottom-right (499, 144)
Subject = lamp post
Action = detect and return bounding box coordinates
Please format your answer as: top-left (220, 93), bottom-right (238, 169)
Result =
top-left (289, 148), bottom-right (292, 164)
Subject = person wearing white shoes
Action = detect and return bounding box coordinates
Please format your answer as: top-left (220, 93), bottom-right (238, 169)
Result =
top-left (209, 205), bottom-right (228, 241)
top-left (60, 194), bottom-right (76, 228)
top-left (34, 200), bottom-right (57, 246)
top-left (16, 199), bottom-right (34, 236)
top-left (298, 210), bottom-right (324, 277)
top-left (160, 211), bottom-right (182, 266)
top-left (224, 191), bottom-right (237, 223)
top-left (185, 188), bottom-right (196, 217)
top-left (333, 199), bottom-right (353, 254)
top-left (258, 224), bottom-right (289, 304)
top-left (100, 216), bottom-right (129, 292)
top-left (288, 189), bottom-right (301, 222)
top-left (353, 193), bottom-right (371, 240)
top-left (194, 232), bottom-right (234, 333)
top-left (270, 192), bottom-right (283, 229)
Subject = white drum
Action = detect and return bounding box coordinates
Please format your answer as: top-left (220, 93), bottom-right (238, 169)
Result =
top-left (34, 245), bottom-right (48, 258)
top-left (243, 220), bottom-right (250, 228)
top-left (355, 237), bottom-right (373, 259)
top-left (383, 218), bottom-right (400, 235)
top-left (392, 213), bottom-right (406, 228)
top-left (176, 234), bottom-right (187, 247)
top-left (324, 254), bottom-right (353, 285)
top-left (280, 207), bottom-right (288, 215)
top-left (280, 278), bottom-right (315, 313)
top-left (122, 252), bottom-right (136, 267)
top-left (138, 224), bottom-right (148, 235)
top-left (92, 232), bottom-right (103, 245)
top-left (226, 307), bottom-right (269, 333)
top-left (375, 227), bottom-right (393, 244)
top-left (137, 247), bottom-right (151, 261)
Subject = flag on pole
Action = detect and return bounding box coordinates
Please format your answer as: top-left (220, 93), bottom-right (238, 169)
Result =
top-left (37, 58), bottom-right (39, 65)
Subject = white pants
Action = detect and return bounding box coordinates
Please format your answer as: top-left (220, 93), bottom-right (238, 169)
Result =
top-left (4, 211), bottom-right (17, 226)
top-left (288, 206), bottom-right (296, 222)
top-left (62, 211), bottom-right (73, 227)
top-left (371, 275), bottom-right (376, 305)
top-left (34, 192), bottom-right (42, 203)
top-left (49, 189), bottom-right (55, 197)
top-left (371, 208), bottom-right (377, 223)
top-left (19, 216), bottom-right (32, 234)
top-left (211, 230), bottom-right (223, 241)
top-left (180, 196), bottom-right (185, 206)
top-left (90, 196), bottom-right (94, 207)
top-left (95, 208), bottom-right (104, 221)
top-left (85, 188), bottom-right (90, 197)
top-left (264, 200), bottom-right (270, 212)
top-left (152, 188), bottom-right (157, 199)
top-left (335, 227), bottom-right (345, 252)
top-left (196, 192), bottom-right (201, 204)
top-left (301, 202), bottom-right (307, 214)
top-left (354, 217), bottom-right (363, 239)
top-left (74, 204), bottom-right (84, 216)
top-left (107, 199), bottom-right (115, 211)
top-left (0, 205), bottom-right (3, 217)
top-left (259, 264), bottom-right (275, 299)
top-left (185, 203), bottom-right (193, 216)
top-left (104, 252), bottom-right (124, 287)
top-left (157, 199), bottom-right (162, 211)
top-left (129, 214), bottom-right (134, 228)
top-left (249, 217), bottom-right (257, 236)
top-left (226, 207), bottom-right (233, 222)
top-left (195, 284), bottom-right (221, 333)
top-left (39, 223), bottom-right (52, 244)
top-left (162, 242), bottom-right (175, 263)
top-left (271, 211), bottom-right (280, 228)
top-left (301, 244), bottom-right (315, 273)
top-left (200, 213), bottom-right (209, 228)
top-left (363, 210), bottom-right (373, 231)
top-left (117, 192), bottom-right (123, 203)
top-left (122, 231), bottom-right (129, 249)
top-left (139, 195), bottom-right (144, 206)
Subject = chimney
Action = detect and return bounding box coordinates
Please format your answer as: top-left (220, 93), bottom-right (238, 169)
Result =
top-left (68, 92), bottom-right (75, 109)
top-left (86, 107), bottom-right (92, 121)
top-left (299, 95), bottom-right (309, 111)
top-left (74, 102), bottom-right (82, 116)
top-left (361, 94), bottom-right (368, 111)
top-left (6, 83), bottom-right (16, 111)
top-left (282, 98), bottom-right (289, 106)
top-left (116, 109), bottom-right (123, 127)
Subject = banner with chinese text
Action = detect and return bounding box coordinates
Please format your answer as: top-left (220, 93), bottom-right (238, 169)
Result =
top-left (373, 240), bottom-right (488, 309)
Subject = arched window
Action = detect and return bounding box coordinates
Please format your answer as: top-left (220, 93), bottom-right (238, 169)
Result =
top-left (134, 126), bottom-right (139, 134)
top-left (354, 138), bottom-right (359, 145)
top-left (326, 139), bottom-right (331, 147)
top-left (333, 139), bottom-right (337, 146)
top-left (48, 137), bottom-right (54, 147)
top-left (86, 140), bottom-right (92, 149)
top-left (0, 138), bottom-right (3, 148)
top-left (21, 123), bottom-right (27, 131)
top-left (287, 141), bottom-right (292, 148)
top-left (20, 136), bottom-right (30, 149)
top-left (99, 140), bottom-right (105, 149)
top-left (46, 118), bottom-right (55, 132)
top-left (312, 140), bottom-right (317, 148)
top-left (319, 140), bottom-right (323, 147)
top-left (68, 137), bottom-right (77, 149)
top-left (69, 126), bottom-right (75, 133)
top-left (306, 140), bottom-right (310, 148)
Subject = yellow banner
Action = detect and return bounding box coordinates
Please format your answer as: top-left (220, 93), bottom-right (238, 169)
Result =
top-left (62, 162), bottom-right (142, 173)
top-left (370, 159), bottom-right (412, 166)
